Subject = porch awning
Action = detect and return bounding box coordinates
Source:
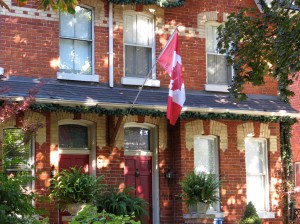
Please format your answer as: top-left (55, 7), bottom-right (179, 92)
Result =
top-left (0, 76), bottom-right (298, 117)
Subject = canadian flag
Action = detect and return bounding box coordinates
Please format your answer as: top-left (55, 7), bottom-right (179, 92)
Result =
top-left (157, 29), bottom-right (185, 125)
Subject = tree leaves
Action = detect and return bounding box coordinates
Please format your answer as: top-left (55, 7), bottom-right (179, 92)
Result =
top-left (218, 0), bottom-right (300, 103)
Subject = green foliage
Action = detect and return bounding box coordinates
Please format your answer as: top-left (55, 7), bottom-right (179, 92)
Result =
top-left (218, 0), bottom-right (300, 103)
top-left (180, 172), bottom-right (221, 207)
top-left (0, 168), bottom-right (48, 223)
top-left (240, 202), bottom-right (262, 224)
top-left (96, 187), bottom-right (148, 220)
top-left (70, 204), bottom-right (140, 224)
top-left (49, 167), bottom-right (103, 208)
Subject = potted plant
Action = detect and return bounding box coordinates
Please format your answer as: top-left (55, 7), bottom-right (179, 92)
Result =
top-left (49, 167), bottom-right (103, 215)
top-left (180, 171), bottom-right (221, 214)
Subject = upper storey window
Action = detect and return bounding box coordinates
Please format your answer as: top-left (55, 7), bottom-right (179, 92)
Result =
top-left (205, 23), bottom-right (232, 92)
top-left (58, 6), bottom-right (98, 82)
top-left (122, 12), bottom-right (160, 87)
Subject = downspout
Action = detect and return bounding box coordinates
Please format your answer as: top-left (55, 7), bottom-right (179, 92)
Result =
top-left (109, 2), bottom-right (114, 87)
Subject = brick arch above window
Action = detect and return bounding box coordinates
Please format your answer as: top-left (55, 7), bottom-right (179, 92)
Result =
top-left (197, 11), bottom-right (230, 38)
top-left (185, 120), bottom-right (204, 150)
top-left (237, 122), bottom-right (278, 153)
top-left (209, 120), bottom-right (228, 152)
top-left (115, 116), bottom-right (166, 150)
top-left (185, 120), bottom-right (228, 151)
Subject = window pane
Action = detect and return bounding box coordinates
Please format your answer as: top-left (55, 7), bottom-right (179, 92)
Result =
top-left (207, 54), bottom-right (231, 84)
top-left (194, 137), bottom-right (216, 174)
top-left (59, 125), bottom-right (88, 148)
top-left (245, 138), bottom-right (267, 211)
top-left (137, 16), bottom-right (152, 46)
top-left (3, 129), bottom-right (31, 171)
top-left (74, 7), bottom-right (92, 40)
top-left (124, 15), bottom-right (136, 44)
top-left (74, 40), bottom-right (92, 74)
top-left (59, 39), bottom-right (74, 71)
top-left (124, 127), bottom-right (150, 151)
top-left (206, 25), bottom-right (218, 53)
top-left (245, 140), bottom-right (265, 174)
top-left (125, 46), bottom-right (151, 78)
top-left (60, 12), bottom-right (75, 37)
top-left (246, 175), bottom-right (265, 211)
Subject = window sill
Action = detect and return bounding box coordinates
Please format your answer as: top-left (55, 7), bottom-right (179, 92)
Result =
top-left (205, 84), bottom-right (229, 92)
top-left (257, 211), bottom-right (275, 219)
top-left (121, 77), bottom-right (160, 87)
top-left (57, 72), bottom-right (99, 82)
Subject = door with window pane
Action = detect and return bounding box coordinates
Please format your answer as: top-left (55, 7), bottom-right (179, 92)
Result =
top-left (58, 124), bottom-right (90, 223)
top-left (124, 127), bottom-right (152, 224)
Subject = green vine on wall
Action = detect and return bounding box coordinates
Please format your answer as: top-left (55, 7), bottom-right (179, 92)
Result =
top-left (107, 0), bottom-right (185, 8)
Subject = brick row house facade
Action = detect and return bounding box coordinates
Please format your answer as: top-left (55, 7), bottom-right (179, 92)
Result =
top-left (0, 0), bottom-right (299, 223)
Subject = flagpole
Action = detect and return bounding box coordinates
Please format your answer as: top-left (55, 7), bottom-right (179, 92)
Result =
top-left (126, 26), bottom-right (180, 117)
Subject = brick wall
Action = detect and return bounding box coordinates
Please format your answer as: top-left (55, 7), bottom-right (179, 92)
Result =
top-left (0, 0), bottom-right (279, 95)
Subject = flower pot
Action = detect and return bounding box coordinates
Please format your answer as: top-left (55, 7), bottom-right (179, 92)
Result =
top-left (197, 202), bottom-right (209, 214)
top-left (188, 205), bottom-right (197, 214)
top-left (65, 203), bottom-right (86, 215)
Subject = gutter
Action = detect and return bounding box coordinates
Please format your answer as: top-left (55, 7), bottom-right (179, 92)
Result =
top-left (108, 2), bottom-right (114, 87)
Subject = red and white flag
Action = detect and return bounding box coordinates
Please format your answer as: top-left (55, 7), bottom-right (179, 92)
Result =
top-left (157, 29), bottom-right (185, 126)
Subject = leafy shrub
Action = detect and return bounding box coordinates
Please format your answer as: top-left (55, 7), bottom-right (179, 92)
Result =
top-left (70, 204), bottom-right (140, 224)
top-left (0, 172), bottom-right (47, 224)
top-left (96, 187), bottom-right (148, 220)
top-left (180, 171), bottom-right (221, 207)
top-left (49, 167), bottom-right (103, 208)
top-left (240, 202), bottom-right (262, 224)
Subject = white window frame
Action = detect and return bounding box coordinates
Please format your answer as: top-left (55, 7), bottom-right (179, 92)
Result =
top-left (294, 162), bottom-right (300, 190)
top-left (57, 5), bottom-right (99, 82)
top-left (2, 128), bottom-right (35, 190)
top-left (121, 11), bottom-right (160, 87)
top-left (245, 137), bottom-right (275, 219)
top-left (58, 119), bottom-right (96, 176)
top-left (193, 135), bottom-right (222, 214)
top-left (205, 22), bottom-right (232, 92)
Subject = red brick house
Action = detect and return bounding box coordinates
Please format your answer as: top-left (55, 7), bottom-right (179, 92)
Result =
top-left (0, 0), bottom-right (298, 223)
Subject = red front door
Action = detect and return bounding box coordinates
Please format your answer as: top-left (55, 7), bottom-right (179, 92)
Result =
top-left (58, 154), bottom-right (89, 223)
top-left (125, 156), bottom-right (152, 224)
top-left (59, 154), bottom-right (89, 172)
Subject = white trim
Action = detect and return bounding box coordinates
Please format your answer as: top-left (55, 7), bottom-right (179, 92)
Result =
top-left (124, 150), bottom-right (153, 156)
top-left (204, 84), bottom-right (229, 92)
top-left (121, 77), bottom-right (160, 87)
top-left (257, 211), bottom-right (275, 219)
top-left (58, 149), bottom-right (90, 155)
top-left (57, 72), bottom-right (99, 82)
